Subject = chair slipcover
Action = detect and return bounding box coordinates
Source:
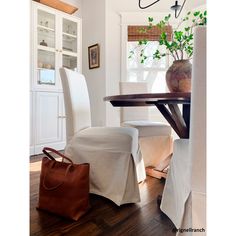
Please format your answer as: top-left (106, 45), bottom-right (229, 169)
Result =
top-left (120, 82), bottom-right (173, 168)
top-left (65, 127), bottom-right (146, 205)
top-left (59, 68), bottom-right (146, 206)
top-left (160, 26), bottom-right (206, 235)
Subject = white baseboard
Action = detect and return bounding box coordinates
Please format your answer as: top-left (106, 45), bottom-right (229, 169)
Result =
top-left (30, 146), bottom-right (35, 156)
top-left (32, 141), bottom-right (66, 155)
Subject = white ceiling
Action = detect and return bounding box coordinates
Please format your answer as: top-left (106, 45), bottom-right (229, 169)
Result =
top-left (109, 0), bottom-right (206, 12)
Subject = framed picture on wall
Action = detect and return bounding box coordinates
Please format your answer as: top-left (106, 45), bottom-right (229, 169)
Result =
top-left (88, 44), bottom-right (100, 69)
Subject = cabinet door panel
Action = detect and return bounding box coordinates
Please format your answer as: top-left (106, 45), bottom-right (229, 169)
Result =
top-left (35, 92), bottom-right (61, 144)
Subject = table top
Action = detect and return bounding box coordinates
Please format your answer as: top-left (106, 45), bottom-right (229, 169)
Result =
top-left (104, 92), bottom-right (191, 107)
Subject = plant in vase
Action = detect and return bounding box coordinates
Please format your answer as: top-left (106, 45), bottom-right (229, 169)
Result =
top-left (129, 10), bottom-right (207, 92)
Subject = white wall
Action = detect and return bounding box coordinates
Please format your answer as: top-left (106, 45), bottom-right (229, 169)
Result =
top-left (82, 0), bottom-right (107, 126)
top-left (105, 2), bottom-right (122, 126)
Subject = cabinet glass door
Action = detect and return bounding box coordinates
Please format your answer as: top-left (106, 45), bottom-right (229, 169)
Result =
top-left (62, 18), bottom-right (78, 71)
top-left (37, 9), bottom-right (56, 85)
top-left (62, 18), bottom-right (77, 53)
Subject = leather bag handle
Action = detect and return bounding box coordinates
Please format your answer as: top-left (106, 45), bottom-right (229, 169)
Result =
top-left (43, 147), bottom-right (73, 164)
top-left (42, 147), bottom-right (74, 191)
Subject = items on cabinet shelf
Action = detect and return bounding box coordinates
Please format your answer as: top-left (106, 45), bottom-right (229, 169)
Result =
top-left (44, 64), bottom-right (53, 69)
top-left (38, 61), bottom-right (54, 69)
top-left (38, 61), bottom-right (43, 68)
top-left (40, 40), bottom-right (48, 46)
top-left (38, 69), bottom-right (55, 85)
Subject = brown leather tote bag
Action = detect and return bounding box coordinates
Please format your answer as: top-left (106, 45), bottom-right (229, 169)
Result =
top-left (37, 147), bottom-right (90, 221)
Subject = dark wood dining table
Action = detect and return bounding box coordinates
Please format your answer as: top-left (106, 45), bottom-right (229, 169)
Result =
top-left (104, 92), bottom-right (191, 139)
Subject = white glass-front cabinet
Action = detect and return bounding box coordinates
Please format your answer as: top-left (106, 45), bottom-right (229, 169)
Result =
top-left (31, 2), bottom-right (81, 91)
top-left (30, 2), bottom-right (81, 155)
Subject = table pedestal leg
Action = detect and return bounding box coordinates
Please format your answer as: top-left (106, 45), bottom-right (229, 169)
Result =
top-left (155, 103), bottom-right (190, 139)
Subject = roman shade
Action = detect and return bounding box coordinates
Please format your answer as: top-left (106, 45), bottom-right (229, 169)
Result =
top-left (128, 25), bottom-right (172, 41)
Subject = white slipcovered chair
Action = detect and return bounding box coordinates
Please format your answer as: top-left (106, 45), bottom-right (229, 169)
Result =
top-left (160, 26), bottom-right (206, 235)
top-left (120, 82), bottom-right (173, 175)
top-left (59, 68), bottom-right (146, 206)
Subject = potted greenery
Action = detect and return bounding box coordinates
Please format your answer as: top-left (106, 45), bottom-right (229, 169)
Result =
top-left (129, 10), bottom-right (207, 92)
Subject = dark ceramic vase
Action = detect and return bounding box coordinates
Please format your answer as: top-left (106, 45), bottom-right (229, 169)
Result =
top-left (166, 60), bottom-right (192, 92)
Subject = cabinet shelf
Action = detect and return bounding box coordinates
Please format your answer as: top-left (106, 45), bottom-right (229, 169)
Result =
top-left (62, 50), bottom-right (77, 57)
top-left (37, 67), bottom-right (55, 70)
top-left (63, 32), bottom-right (77, 38)
top-left (63, 38), bottom-right (77, 43)
top-left (37, 32), bottom-right (76, 44)
top-left (38, 24), bottom-right (55, 32)
top-left (37, 45), bottom-right (55, 52)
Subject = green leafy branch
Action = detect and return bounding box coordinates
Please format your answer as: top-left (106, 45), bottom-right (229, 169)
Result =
top-left (129, 10), bottom-right (207, 63)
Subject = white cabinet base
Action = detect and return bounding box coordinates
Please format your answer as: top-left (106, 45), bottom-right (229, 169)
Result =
top-left (30, 91), bottom-right (66, 156)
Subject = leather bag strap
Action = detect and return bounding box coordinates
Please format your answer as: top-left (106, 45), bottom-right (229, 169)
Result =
top-left (43, 147), bottom-right (73, 164)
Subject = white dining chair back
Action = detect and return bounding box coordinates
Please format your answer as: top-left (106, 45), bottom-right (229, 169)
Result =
top-left (120, 82), bottom-right (150, 122)
top-left (189, 26), bottom-right (206, 231)
top-left (59, 68), bottom-right (91, 143)
top-left (190, 26), bottom-right (206, 195)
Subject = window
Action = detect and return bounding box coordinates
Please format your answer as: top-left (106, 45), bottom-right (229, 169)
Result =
top-left (127, 41), bottom-right (169, 93)
top-left (125, 24), bottom-right (172, 92)
top-left (120, 13), bottom-right (173, 123)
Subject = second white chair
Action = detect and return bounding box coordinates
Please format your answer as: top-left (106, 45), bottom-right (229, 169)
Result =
top-left (59, 68), bottom-right (146, 206)
top-left (120, 82), bottom-right (173, 176)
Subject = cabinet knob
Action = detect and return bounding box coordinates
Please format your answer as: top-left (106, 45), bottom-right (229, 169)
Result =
top-left (55, 49), bottom-right (59, 52)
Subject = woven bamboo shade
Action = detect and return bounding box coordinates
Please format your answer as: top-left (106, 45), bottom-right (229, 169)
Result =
top-left (128, 25), bottom-right (172, 41)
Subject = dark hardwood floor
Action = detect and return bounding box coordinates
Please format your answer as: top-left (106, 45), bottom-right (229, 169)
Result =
top-left (30, 156), bottom-right (176, 236)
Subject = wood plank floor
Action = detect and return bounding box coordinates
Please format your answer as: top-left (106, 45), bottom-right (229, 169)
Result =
top-left (30, 156), bottom-right (176, 236)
